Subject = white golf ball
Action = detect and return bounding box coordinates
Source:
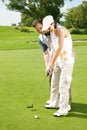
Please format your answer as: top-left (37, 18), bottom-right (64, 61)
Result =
top-left (34, 115), bottom-right (39, 119)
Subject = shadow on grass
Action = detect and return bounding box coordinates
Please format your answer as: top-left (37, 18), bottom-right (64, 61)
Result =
top-left (68, 102), bottom-right (87, 119)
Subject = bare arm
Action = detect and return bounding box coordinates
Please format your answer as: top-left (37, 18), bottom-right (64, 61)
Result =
top-left (43, 50), bottom-right (50, 71)
top-left (50, 28), bottom-right (67, 69)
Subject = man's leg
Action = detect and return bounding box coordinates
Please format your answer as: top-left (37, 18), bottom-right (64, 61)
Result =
top-left (46, 74), bottom-right (52, 104)
top-left (45, 65), bottom-right (61, 108)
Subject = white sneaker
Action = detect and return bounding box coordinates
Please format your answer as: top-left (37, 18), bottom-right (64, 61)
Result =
top-left (45, 104), bottom-right (58, 109)
top-left (67, 105), bottom-right (71, 111)
top-left (53, 109), bottom-right (68, 117)
top-left (46, 100), bottom-right (51, 104)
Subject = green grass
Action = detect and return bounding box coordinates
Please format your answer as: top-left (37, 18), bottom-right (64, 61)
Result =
top-left (72, 34), bottom-right (87, 40)
top-left (0, 26), bottom-right (87, 51)
top-left (0, 26), bottom-right (39, 50)
top-left (0, 26), bottom-right (87, 130)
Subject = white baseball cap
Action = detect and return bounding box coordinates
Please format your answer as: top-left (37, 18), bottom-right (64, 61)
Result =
top-left (42, 15), bottom-right (54, 31)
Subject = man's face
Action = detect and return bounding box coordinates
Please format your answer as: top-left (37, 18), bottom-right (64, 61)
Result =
top-left (35, 23), bottom-right (43, 33)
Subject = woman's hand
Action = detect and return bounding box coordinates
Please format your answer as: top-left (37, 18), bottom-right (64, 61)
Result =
top-left (50, 62), bottom-right (54, 70)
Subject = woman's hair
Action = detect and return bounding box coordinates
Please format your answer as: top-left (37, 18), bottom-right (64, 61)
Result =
top-left (32, 19), bottom-right (42, 27)
top-left (54, 23), bottom-right (57, 29)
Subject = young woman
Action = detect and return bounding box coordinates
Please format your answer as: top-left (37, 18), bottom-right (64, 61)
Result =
top-left (42, 15), bottom-right (75, 117)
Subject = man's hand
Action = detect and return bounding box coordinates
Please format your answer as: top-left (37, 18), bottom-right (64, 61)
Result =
top-left (46, 64), bottom-right (54, 76)
top-left (46, 69), bottom-right (50, 76)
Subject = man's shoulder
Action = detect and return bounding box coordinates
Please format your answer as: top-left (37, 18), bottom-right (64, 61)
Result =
top-left (39, 34), bottom-right (50, 41)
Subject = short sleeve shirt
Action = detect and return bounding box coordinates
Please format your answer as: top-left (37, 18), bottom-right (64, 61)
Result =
top-left (38, 34), bottom-right (51, 52)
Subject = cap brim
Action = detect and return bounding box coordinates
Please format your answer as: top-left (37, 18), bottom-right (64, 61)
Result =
top-left (42, 25), bottom-right (50, 31)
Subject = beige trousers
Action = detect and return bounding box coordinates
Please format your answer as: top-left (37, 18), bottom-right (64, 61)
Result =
top-left (50, 62), bottom-right (74, 110)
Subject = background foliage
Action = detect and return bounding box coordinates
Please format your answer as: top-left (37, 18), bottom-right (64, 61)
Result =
top-left (2, 0), bottom-right (87, 30)
top-left (64, 1), bottom-right (87, 29)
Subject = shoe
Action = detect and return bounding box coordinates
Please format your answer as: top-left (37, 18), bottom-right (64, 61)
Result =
top-left (45, 104), bottom-right (58, 109)
top-left (67, 105), bottom-right (71, 111)
top-left (46, 100), bottom-right (51, 104)
top-left (53, 109), bottom-right (68, 117)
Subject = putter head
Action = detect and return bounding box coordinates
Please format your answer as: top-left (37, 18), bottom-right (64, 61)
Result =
top-left (27, 104), bottom-right (33, 108)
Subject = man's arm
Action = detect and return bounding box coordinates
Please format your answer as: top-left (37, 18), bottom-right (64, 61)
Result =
top-left (38, 38), bottom-right (50, 74)
top-left (43, 50), bottom-right (50, 72)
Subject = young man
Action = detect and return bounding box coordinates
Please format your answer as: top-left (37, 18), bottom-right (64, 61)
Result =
top-left (32, 19), bottom-right (52, 104)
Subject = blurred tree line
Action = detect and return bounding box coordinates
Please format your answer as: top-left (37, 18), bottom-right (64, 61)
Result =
top-left (2, 0), bottom-right (87, 29)
top-left (64, 1), bottom-right (87, 29)
top-left (2, 0), bottom-right (64, 26)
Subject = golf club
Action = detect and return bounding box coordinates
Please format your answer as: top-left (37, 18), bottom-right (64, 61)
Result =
top-left (27, 75), bottom-right (47, 108)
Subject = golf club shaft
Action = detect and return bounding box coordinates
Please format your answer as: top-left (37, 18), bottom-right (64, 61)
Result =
top-left (32, 76), bottom-right (47, 106)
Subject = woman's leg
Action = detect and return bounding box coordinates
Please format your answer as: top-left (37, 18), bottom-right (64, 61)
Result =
top-left (59, 63), bottom-right (74, 110)
top-left (53, 63), bottom-right (74, 116)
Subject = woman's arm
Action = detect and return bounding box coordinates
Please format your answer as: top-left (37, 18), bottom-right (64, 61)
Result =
top-left (50, 28), bottom-right (66, 69)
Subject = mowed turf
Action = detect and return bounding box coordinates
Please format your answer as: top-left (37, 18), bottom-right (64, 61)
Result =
top-left (0, 26), bottom-right (87, 130)
top-left (0, 26), bottom-right (39, 50)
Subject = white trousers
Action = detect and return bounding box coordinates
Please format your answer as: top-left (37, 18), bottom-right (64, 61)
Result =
top-left (50, 62), bottom-right (74, 110)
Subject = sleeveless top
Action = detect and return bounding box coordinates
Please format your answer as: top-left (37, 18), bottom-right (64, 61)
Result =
top-left (50, 30), bottom-right (74, 67)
